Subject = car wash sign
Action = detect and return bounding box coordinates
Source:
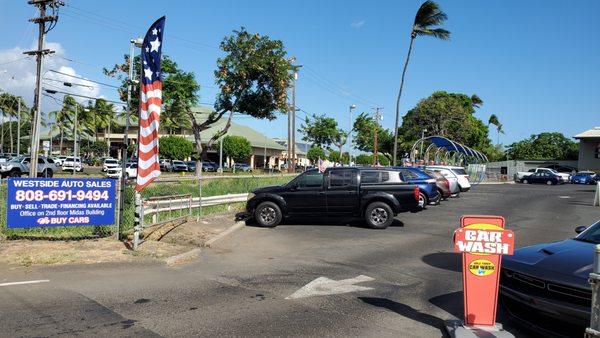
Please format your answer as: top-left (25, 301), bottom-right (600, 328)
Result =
top-left (454, 215), bottom-right (514, 327)
top-left (6, 178), bottom-right (116, 228)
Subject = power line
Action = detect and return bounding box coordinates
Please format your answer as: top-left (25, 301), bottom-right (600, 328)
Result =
top-left (0, 57), bottom-right (30, 66)
top-left (46, 69), bottom-right (121, 89)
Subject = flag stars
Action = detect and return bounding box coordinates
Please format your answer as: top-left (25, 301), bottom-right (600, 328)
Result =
top-left (150, 37), bottom-right (161, 52)
top-left (152, 28), bottom-right (158, 35)
top-left (144, 67), bottom-right (153, 80)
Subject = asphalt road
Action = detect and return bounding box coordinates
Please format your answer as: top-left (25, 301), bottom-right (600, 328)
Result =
top-left (1, 183), bottom-right (598, 337)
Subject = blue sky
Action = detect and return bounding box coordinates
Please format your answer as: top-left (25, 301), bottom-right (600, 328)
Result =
top-left (0, 0), bottom-right (598, 146)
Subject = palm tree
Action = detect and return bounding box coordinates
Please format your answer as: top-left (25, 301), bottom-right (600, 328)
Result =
top-left (488, 114), bottom-right (504, 145)
top-left (392, 0), bottom-right (450, 165)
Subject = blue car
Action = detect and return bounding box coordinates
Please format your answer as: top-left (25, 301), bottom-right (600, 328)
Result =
top-left (392, 167), bottom-right (440, 208)
top-left (570, 171), bottom-right (597, 185)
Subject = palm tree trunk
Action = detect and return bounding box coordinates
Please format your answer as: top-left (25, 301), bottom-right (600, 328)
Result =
top-left (392, 37), bottom-right (415, 166)
top-left (106, 121), bottom-right (111, 157)
top-left (59, 128), bottom-right (64, 155)
top-left (9, 115), bottom-right (13, 153)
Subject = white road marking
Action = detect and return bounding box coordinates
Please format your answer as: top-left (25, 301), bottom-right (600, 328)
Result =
top-left (286, 275), bottom-right (374, 299)
top-left (0, 279), bottom-right (49, 287)
top-left (558, 196), bottom-right (572, 199)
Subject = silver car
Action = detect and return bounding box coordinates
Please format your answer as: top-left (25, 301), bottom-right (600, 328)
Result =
top-left (425, 167), bottom-right (461, 196)
top-left (0, 156), bottom-right (59, 178)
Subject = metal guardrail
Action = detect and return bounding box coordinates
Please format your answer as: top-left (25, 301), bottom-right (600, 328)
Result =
top-left (142, 193), bottom-right (248, 226)
top-left (153, 173), bottom-right (296, 183)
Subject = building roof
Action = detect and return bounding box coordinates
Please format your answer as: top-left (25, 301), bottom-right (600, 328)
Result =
top-left (272, 138), bottom-right (309, 155)
top-left (574, 127), bottom-right (600, 139)
top-left (186, 107), bottom-right (285, 151)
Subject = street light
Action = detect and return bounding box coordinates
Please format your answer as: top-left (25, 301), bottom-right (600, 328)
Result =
top-left (348, 104), bottom-right (356, 165)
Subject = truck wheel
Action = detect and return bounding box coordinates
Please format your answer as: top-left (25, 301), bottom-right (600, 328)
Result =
top-left (546, 180), bottom-right (553, 185)
top-left (9, 170), bottom-right (21, 178)
top-left (522, 179), bottom-right (529, 184)
top-left (254, 201), bottom-right (282, 228)
top-left (365, 202), bottom-right (394, 229)
top-left (41, 169), bottom-right (53, 178)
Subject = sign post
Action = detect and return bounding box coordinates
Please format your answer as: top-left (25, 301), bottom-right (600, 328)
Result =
top-left (445, 215), bottom-right (515, 338)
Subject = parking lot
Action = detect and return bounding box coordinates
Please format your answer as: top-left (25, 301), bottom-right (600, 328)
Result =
top-left (1, 183), bottom-right (598, 337)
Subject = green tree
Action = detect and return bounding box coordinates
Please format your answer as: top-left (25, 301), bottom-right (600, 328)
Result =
top-left (222, 135), bottom-right (252, 165)
top-left (399, 91), bottom-right (494, 158)
top-left (506, 132), bottom-right (578, 160)
top-left (353, 112), bottom-right (395, 160)
top-left (355, 153), bottom-right (390, 166)
top-left (393, 0), bottom-right (450, 165)
top-left (158, 135), bottom-right (194, 160)
top-left (306, 146), bottom-right (326, 163)
top-left (299, 114), bottom-right (340, 148)
top-left (81, 140), bottom-right (108, 156)
top-left (189, 28), bottom-right (296, 160)
top-left (328, 151), bottom-right (349, 164)
top-left (0, 93), bottom-right (28, 154)
top-left (488, 113), bottom-right (504, 145)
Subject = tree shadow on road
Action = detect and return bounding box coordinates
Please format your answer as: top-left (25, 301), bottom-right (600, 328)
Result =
top-left (421, 252), bottom-right (462, 273)
top-left (358, 297), bottom-right (445, 335)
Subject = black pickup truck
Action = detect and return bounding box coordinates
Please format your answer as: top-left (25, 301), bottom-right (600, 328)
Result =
top-left (238, 167), bottom-right (421, 229)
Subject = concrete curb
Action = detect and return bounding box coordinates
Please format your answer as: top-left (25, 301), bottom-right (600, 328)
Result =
top-left (164, 248), bottom-right (202, 266)
top-left (204, 221), bottom-right (246, 248)
top-left (478, 181), bottom-right (516, 185)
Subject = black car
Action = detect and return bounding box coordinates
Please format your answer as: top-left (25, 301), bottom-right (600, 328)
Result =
top-left (500, 220), bottom-right (600, 335)
top-left (520, 172), bottom-right (563, 185)
top-left (238, 167), bottom-right (421, 229)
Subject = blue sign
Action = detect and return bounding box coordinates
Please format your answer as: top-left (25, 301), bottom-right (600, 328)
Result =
top-left (6, 178), bottom-right (117, 228)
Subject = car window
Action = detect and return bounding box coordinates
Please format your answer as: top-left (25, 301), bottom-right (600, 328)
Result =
top-left (297, 171), bottom-right (323, 188)
top-left (576, 221), bottom-right (600, 244)
top-left (47, 158), bottom-right (54, 164)
top-left (329, 169), bottom-right (355, 187)
top-left (452, 168), bottom-right (467, 175)
top-left (400, 169), bottom-right (417, 180)
top-left (361, 170), bottom-right (379, 184)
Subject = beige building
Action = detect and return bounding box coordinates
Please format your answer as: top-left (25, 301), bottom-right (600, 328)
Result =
top-left (574, 127), bottom-right (600, 172)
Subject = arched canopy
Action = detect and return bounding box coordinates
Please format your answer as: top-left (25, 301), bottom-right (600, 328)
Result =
top-left (413, 136), bottom-right (488, 163)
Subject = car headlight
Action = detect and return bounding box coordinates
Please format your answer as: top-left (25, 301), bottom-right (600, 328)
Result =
top-left (247, 192), bottom-right (255, 201)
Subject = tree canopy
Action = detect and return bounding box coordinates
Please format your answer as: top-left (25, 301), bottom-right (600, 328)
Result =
top-left (306, 146), bottom-right (326, 163)
top-left (299, 114), bottom-right (340, 148)
top-left (506, 132), bottom-right (578, 160)
top-left (222, 135), bottom-right (252, 163)
top-left (398, 91), bottom-right (495, 158)
top-left (159, 135), bottom-right (195, 160)
top-left (353, 112), bottom-right (394, 160)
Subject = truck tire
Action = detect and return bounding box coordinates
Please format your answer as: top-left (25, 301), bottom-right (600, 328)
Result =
top-left (522, 179), bottom-right (529, 184)
top-left (546, 180), bottom-right (553, 185)
top-left (365, 202), bottom-right (394, 229)
top-left (254, 201), bottom-right (282, 228)
top-left (9, 169), bottom-right (21, 178)
top-left (418, 192), bottom-right (428, 209)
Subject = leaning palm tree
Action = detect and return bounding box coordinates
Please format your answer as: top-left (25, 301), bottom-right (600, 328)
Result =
top-left (392, 0), bottom-right (450, 165)
top-left (488, 114), bottom-right (504, 145)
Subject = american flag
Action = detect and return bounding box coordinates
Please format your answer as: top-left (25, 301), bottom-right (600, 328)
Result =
top-left (136, 16), bottom-right (165, 192)
top-left (317, 157), bottom-right (326, 173)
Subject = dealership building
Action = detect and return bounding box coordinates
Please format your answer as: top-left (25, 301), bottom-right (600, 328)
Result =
top-left (574, 127), bottom-right (600, 172)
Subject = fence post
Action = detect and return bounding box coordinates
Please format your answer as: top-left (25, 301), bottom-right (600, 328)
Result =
top-left (586, 245), bottom-right (600, 337)
top-left (594, 182), bottom-right (600, 207)
top-left (114, 179), bottom-right (121, 240)
top-left (133, 192), bottom-right (142, 250)
top-left (188, 194), bottom-right (192, 219)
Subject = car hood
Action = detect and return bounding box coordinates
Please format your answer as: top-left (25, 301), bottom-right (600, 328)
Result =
top-left (503, 239), bottom-right (594, 280)
top-left (253, 185), bottom-right (285, 194)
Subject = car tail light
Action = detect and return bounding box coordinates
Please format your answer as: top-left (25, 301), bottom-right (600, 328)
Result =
top-left (413, 187), bottom-right (420, 201)
top-left (444, 180), bottom-right (449, 189)
top-left (465, 176), bottom-right (470, 181)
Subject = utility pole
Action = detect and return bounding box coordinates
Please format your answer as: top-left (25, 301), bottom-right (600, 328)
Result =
top-left (348, 104), bottom-right (356, 165)
top-left (287, 59), bottom-right (301, 173)
top-left (72, 104), bottom-right (77, 176)
top-left (16, 99), bottom-right (21, 155)
top-left (373, 107), bottom-right (383, 166)
top-left (24, 0), bottom-right (63, 177)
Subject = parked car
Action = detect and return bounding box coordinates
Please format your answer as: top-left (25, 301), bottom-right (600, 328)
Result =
top-left (160, 159), bottom-right (173, 172)
top-left (500, 220), bottom-right (600, 335)
top-left (62, 156), bottom-right (83, 172)
top-left (570, 171), bottom-right (597, 185)
top-left (202, 161), bottom-right (218, 172)
top-left (106, 162), bottom-right (138, 179)
top-left (425, 165), bottom-right (471, 193)
top-left (234, 163), bottom-right (252, 172)
top-left (172, 160), bottom-right (188, 172)
top-left (237, 167), bottom-right (421, 229)
top-left (0, 156), bottom-right (58, 178)
top-left (520, 171), bottom-right (563, 185)
top-left (516, 167), bottom-right (570, 182)
top-left (186, 161), bottom-right (197, 172)
top-left (102, 158), bottom-right (119, 172)
top-left (424, 169), bottom-right (451, 200)
top-left (392, 167), bottom-right (440, 207)
top-left (53, 156), bottom-right (67, 166)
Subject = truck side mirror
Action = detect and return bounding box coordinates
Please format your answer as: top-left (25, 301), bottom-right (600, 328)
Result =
top-left (575, 225), bottom-right (587, 234)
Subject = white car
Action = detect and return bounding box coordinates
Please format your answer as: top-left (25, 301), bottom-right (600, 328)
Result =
top-left (106, 162), bottom-right (138, 179)
top-left (62, 156), bottom-right (83, 172)
top-left (53, 156), bottom-right (67, 166)
top-left (102, 158), bottom-right (120, 172)
top-left (516, 168), bottom-right (570, 182)
top-left (426, 165), bottom-right (471, 193)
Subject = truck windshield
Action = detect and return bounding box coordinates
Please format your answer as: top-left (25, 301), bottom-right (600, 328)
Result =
top-left (575, 221), bottom-right (600, 244)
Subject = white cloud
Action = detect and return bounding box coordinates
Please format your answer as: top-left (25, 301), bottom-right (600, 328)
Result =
top-left (351, 20), bottom-right (365, 29)
top-left (0, 41), bottom-right (102, 116)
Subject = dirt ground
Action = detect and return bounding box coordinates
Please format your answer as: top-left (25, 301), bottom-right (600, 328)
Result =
top-left (0, 212), bottom-right (240, 267)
